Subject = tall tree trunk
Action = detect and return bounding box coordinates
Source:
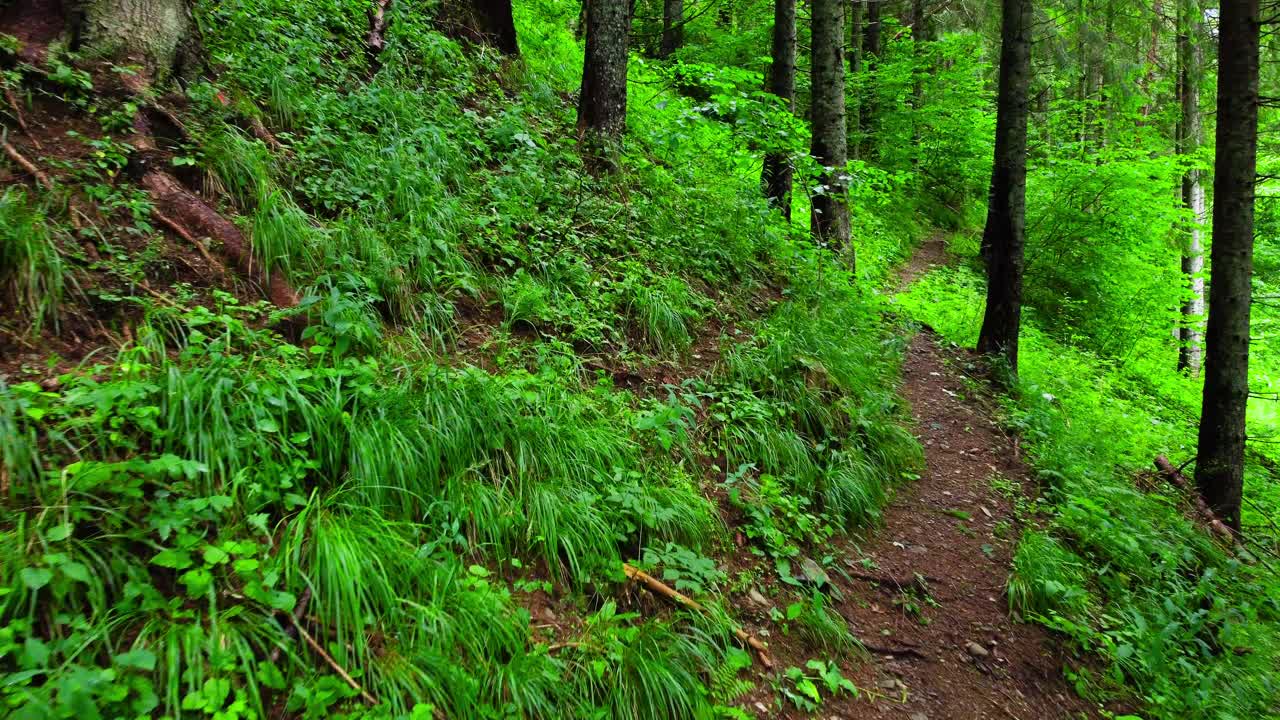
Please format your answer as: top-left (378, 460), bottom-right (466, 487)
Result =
top-left (810, 0), bottom-right (851, 263)
top-left (911, 0), bottom-right (927, 168)
top-left (659, 0), bottom-right (682, 58)
top-left (762, 0), bottom-right (796, 219)
top-left (847, 0), bottom-right (861, 158)
top-left (1141, 0), bottom-right (1161, 116)
top-left (1176, 0), bottom-right (1204, 374)
top-left (1195, 0), bottom-right (1259, 532)
top-left (578, 0), bottom-right (630, 170)
top-left (859, 0), bottom-right (880, 157)
top-left (976, 0), bottom-right (1032, 374)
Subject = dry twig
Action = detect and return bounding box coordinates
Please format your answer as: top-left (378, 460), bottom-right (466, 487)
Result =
top-left (290, 612), bottom-right (377, 705)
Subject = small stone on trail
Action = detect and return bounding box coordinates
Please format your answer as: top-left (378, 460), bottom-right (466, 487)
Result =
top-left (965, 641), bottom-right (990, 658)
top-left (876, 678), bottom-right (907, 692)
top-left (798, 556), bottom-right (830, 585)
top-left (747, 588), bottom-right (768, 606)
top-left (911, 714), bottom-right (929, 720)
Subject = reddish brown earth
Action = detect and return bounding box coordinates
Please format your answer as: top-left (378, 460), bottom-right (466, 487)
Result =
top-left (812, 239), bottom-right (1096, 720)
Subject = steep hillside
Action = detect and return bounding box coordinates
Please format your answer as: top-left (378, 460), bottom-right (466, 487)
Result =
top-left (0, 0), bottom-right (931, 717)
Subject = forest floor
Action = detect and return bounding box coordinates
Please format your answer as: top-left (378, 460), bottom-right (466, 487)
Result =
top-left (816, 237), bottom-right (1096, 719)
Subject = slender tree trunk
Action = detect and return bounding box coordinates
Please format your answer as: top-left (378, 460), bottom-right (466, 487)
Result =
top-left (659, 0), bottom-right (682, 58)
top-left (578, 0), bottom-right (630, 170)
top-left (810, 0), bottom-right (851, 263)
top-left (911, 0), bottom-right (928, 168)
top-left (859, 0), bottom-right (880, 157)
top-left (1195, 0), bottom-right (1259, 532)
top-left (847, 0), bottom-right (862, 158)
top-left (977, 0), bottom-right (1032, 374)
top-left (762, 0), bottom-right (797, 219)
top-left (1176, 0), bottom-right (1204, 374)
top-left (1141, 0), bottom-right (1161, 116)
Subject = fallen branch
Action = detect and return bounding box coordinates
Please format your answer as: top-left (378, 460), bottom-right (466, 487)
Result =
top-left (1154, 455), bottom-right (1238, 544)
top-left (3, 139), bottom-right (51, 188)
top-left (290, 614), bottom-right (377, 705)
top-left (622, 563), bottom-right (773, 668)
top-left (270, 587), bottom-right (312, 663)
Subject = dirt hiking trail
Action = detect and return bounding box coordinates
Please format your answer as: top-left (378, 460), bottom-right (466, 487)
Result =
top-left (819, 237), bottom-right (1095, 719)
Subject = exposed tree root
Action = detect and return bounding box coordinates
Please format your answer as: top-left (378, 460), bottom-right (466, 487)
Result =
top-left (141, 171), bottom-right (299, 308)
top-left (3, 138), bottom-right (51, 188)
top-left (1153, 455), bottom-right (1238, 544)
top-left (152, 208), bottom-right (224, 272)
top-left (622, 563), bottom-right (774, 668)
top-left (4, 87), bottom-right (41, 149)
top-left (861, 641), bottom-right (930, 660)
top-left (845, 570), bottom-right (939, 593)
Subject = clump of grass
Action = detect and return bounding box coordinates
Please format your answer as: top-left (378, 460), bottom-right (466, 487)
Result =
top-left (623, 273), bottom-right (700, 354)
top-left (501, 269), bottom-right (553, 329)
top-left (1007, 530), bottom-right (1092, 619)
top-left (789, 592), bottom-right (860, 657)
top-left (0, 188), bottom-right (68, 334)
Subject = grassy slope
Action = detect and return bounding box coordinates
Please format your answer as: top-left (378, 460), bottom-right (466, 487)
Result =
top-left (0, 0), bottom-right (927, 718)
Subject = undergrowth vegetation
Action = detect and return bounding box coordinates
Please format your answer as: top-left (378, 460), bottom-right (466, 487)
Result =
top-left (0, 0), bottom-right (932, 716)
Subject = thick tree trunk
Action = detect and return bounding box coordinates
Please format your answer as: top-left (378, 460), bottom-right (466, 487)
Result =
top-left (1195, 0), bottom-right (1259, 532)
top-left (859, 0), bottom-right (880, 156)
top-left (762, 0), bottom-right (796, 219)
top-left (471, 0), bottom-right (520, 54)
top-left (976, 0), bottom-right (1031, 374)
top-left (578, 0), bottom-right (630, 170)
top-left (847, 0), bottom-right (861, 158)
top-left (809, 0), bottom-right (851, 263)
top-left (659, 0), bottom-right (682, 57)
top-left (1176, 0), bottom-right (1204, 374)
top-left (74, 0), bottom-right (194, 81)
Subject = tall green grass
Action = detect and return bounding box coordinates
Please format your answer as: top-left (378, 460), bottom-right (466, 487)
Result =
top-left (0, 189), bottom-right (68, 334)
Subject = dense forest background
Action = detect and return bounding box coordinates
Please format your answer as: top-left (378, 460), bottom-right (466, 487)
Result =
top-left (0, 0), bottom-right (1279, 717)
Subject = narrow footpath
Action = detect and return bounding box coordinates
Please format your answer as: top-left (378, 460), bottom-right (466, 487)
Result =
top-left (825, 238), bottom-right (1096, 719)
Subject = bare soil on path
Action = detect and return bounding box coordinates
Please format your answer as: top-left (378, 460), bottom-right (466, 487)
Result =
top-left (816, 238), bottom-right (1096, 719)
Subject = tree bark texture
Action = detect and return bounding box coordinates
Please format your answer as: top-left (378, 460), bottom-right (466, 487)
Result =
top-left (578, 0), bottom-right (630, 169)
top-left (1176, 0), bottom-right (1204, 374)
top-left (75, 0), bottom-right (193, 81)
top-left (762, 0), bottom-right (796, 219)
top-left (659, 0), bottom-right (682, 57)
top-left (976, 0), bottom-right (1031, 373)
top-left (809, 0), bottom-right (851, 260)
top-left (473, 0), bottom-right (520, 54)
top-left (1195, 0), bottom-right (1259, 531)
